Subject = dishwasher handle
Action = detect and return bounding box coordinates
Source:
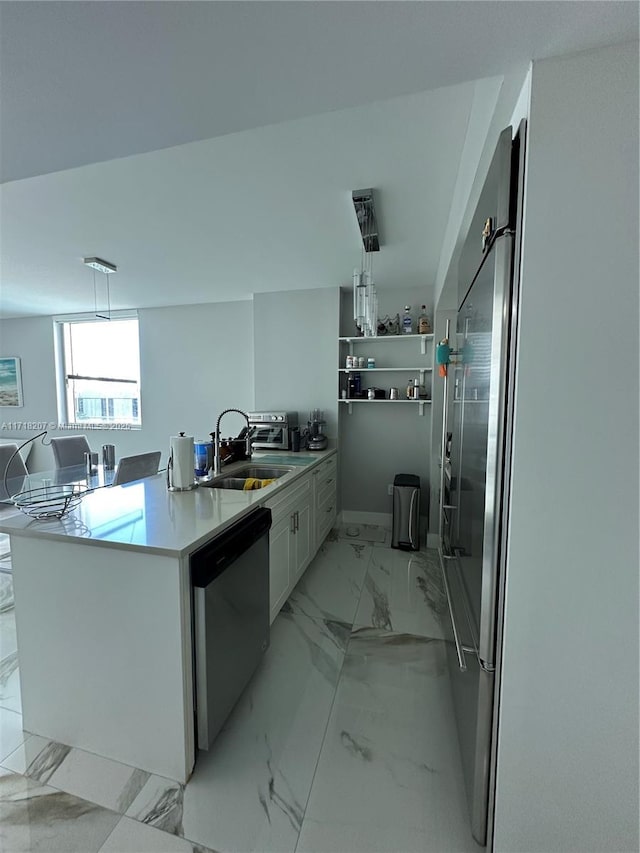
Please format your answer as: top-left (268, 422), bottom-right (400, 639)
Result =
top-left (191, 507), bottom-right (272, 588)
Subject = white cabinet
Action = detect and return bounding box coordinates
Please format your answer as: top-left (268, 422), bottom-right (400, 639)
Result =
top-left (264, 453), bottom-right (338, 623)
top-left (292, 496), bottom-right (311, 583)
top-left (338, 334), bottom-right (434, 415)
top-left (265, 473), bottom-right (312, 624)
top-left (313, 455), bottom-right (337, 551)
top-left (268, 513), bottom-right (291, 622)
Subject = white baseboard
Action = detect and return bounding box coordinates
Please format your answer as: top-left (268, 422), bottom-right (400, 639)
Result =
top-left (339, 511), bottom-right (392, 528)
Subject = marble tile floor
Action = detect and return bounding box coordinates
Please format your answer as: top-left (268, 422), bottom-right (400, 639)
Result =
top-left (0, 527), bottom-right (476, 853)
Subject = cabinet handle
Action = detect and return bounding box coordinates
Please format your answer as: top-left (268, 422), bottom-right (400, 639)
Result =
top-left (290, 513), bottom-right (296, 534)
top-left (295, 511), bottom-right (299, 532)
top-left (326, 478), bottom-right (334, 484)
top-left (326, 506), bottom-right (334, 513)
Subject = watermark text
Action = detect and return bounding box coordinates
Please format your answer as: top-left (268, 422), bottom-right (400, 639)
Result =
top-left (1, 421), bottom-right (134, 431)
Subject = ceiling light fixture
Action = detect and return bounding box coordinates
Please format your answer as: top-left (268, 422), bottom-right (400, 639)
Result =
top-left (351, 189), bottom-right (379, 337)
top-left (83, 257), bottom-right (117, 275)
top-left (352, 189), bottom-right (380, 253)
top-left (83, 257), bottom-right (116, 320)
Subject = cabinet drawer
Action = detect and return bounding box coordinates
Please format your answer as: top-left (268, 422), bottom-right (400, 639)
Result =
top-left (265, 475), bottom-right (310, 524)
top-left (317, 482), bottom-right (335, 513)
top-left (317, 476), bottom-right (336, 508)
top-left (316, 481), bottom-right (337, 514)
top-left (315, 460), bottom-right (337, 503)
top-left (317, 500), bottom-right (337, 543)
top-left (315, 455), bottom-right (337, 481)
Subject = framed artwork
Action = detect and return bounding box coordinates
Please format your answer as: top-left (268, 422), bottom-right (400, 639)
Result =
top-left (0, 357), bottom-right (23, 407)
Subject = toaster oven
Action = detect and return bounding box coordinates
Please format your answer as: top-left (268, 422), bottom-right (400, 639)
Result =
top-left (247, 411), bottom-right (299, 451)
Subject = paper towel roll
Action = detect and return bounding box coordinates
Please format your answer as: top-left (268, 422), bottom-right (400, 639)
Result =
top-left (169, 434), bottom-right (195, 491)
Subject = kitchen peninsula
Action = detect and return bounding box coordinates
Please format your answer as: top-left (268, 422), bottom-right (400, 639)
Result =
top-left (0, 449), bottom-right (336, 783)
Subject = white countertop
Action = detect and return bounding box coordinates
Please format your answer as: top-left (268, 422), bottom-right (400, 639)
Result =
top-left (0, 449), bottom-right (336, 558)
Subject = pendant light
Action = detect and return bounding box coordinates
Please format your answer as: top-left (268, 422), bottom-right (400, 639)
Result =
top-left (83, 257), bottom-right (116, 320)
top-left (351, 189), bottom-right (379, 337)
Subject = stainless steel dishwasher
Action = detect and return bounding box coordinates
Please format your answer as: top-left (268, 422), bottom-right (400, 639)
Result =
top-left (190, 506), bottom-right (272, 750)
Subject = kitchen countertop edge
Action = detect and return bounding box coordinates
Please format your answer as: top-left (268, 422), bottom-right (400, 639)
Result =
top-left (0, 449), bottom-right (337, 558)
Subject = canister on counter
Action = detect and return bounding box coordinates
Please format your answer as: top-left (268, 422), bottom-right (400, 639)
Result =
top-left (194, 440), bottom-right (212, 477)
top-left (102, 444), bottom-right (116, 471)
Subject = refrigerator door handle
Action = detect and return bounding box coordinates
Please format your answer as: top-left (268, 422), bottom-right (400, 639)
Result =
top-left (439, 549), bottom-right (467, 672)
top-left (478, 233), bottom-right (514, 667)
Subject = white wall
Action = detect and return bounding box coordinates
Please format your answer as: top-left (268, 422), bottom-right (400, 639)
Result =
top-left (434, 65), bottom-right (530, 312)
top-left (0, 300), bottom-right (254, 470)
top-left (1, 82), bottom-right (475, 319)
top-left (0, 317), bottom-right (57, 450)
top-left (253, 287), bottom-right (339, 439)
top-left (138, 301), bottom-right (254, 445)
top-left (339, 286), bottom-right (434, 520)
top-left (494, 41), bottom-right (639, 852)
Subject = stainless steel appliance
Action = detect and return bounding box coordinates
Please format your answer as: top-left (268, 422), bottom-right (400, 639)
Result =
top-left (307, 409), bottom-right (328, 451)
top-left (438, 122), bottom-right (526, 847)
top-left (247, 411), bottom-right (298, 451)
top-left (191, 507), bottom-right (272, 750)
top-left (391, 473), bottom-right (420, 550)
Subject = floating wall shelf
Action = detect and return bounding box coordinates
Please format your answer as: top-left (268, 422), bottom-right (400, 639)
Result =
top-left (339, 333), bottom-right (434, 356)
top-left (338, 398), bottom-right (431, 415)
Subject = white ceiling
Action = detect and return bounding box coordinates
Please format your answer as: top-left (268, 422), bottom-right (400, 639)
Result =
top-left (0, 84), bottom-right (478, 315)
top-left (0, 1), bottom-right (637, 318)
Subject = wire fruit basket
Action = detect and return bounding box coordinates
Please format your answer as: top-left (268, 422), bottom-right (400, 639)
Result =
top-left (12, 484), bottom-right (89, 521)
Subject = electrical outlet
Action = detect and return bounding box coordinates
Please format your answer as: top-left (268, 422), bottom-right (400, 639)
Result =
top-left (387, 484), bottom-right (393, 496)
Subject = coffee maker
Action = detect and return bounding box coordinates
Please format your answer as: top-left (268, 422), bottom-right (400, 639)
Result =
top-left (307, 409), bottom-right (328, 451)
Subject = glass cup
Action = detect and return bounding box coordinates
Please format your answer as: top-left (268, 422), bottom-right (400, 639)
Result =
top-left (84, 452), bottom-right (98, 478)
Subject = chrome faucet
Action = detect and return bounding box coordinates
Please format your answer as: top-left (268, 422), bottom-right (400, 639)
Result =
top-left (213, 408), bottom-right (253, 477)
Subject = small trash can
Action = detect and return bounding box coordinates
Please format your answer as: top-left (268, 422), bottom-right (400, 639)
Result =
top-left (391, 474), bottom-right (420, 551)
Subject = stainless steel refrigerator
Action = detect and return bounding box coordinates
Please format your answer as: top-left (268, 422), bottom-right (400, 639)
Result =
top-left (439, 121), bottom-right (526, 847)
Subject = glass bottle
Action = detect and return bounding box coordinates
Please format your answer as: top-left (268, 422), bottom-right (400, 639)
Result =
top-left (418, 305), bottom-right (432, 334)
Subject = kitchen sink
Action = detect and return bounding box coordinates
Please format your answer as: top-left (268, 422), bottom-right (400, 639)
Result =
top-left (198, 464), bottom-right (294, 490)
top-left (210, 478), bottom-right (250, 490)
top-left (230, 466), bottom-right (293, 480)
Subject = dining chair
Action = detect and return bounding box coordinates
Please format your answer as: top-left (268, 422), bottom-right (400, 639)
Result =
top-left (111, 451), bottom-right (162, 487)
top-left (0, 444), bottom-right (29, 560)
top-left (0, 443), bottom-right (28, 502)
top-left (50, 435), bottom-right (91, 468)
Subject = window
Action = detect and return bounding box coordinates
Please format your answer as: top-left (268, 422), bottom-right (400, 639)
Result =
top-left (56, 316), bottom-right (142, 427)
